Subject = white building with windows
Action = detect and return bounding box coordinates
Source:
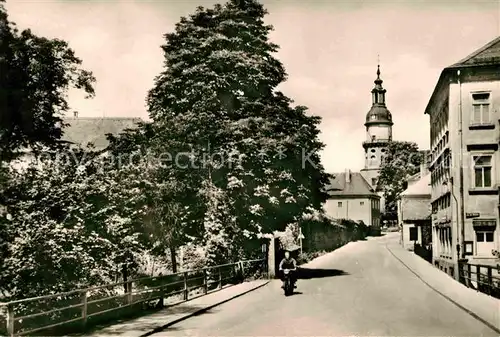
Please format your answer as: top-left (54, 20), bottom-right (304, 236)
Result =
top-left (426, 36), bottom-right (500, 279)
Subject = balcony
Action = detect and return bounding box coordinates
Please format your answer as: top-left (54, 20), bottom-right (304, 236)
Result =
top-left (362, 139), bottom-right (390, 148)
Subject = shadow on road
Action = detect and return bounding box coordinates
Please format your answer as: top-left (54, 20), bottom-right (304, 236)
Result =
top-left (297, 268), bottom-right (348, 279)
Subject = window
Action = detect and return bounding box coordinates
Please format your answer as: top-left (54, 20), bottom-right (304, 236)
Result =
top-left (476, 231), bottom-right (494, 242)
top-left (471, 92), bottom-right (491, 125)
top-left (372, 178), bottom-right (377, 186)
top-left (473, 155), bottom-right (492, 187)
top-left (409, 227), bottom-right (418, 241)
top-left (338, 202), bottom-right (342, 207)
top-left (360, 201), bottom-right (364, 206)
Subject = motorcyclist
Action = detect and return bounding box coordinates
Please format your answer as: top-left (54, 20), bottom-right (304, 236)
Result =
top-left (279, 250), bottom-right (297, 289)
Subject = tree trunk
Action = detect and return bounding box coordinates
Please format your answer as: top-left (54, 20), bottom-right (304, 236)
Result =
top-left (170, 247), bottom-right (177, 273)
top-left (122, 263), bottom-right (128, 293)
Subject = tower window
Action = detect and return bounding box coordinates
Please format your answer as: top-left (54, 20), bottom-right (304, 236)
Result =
top-left (381, 148), bottom-right (386, 153)
top-left (371, 149), bottom-right (376, 153)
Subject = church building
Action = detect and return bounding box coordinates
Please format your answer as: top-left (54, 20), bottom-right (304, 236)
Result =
top-left (360, 64), bottom-right (393, 193)
top-left (324, 64), bottom-right (393, 234)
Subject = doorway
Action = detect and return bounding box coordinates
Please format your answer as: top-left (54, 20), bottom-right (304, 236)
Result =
top-left (475, 230), bottom-right (495, 256)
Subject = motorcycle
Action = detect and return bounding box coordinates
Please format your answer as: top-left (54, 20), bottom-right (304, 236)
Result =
top-left (282, 268), bottom-right (296, 296)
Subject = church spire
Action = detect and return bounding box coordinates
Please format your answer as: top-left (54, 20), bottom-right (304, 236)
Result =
top-left (371, 62), bottom-right (386, 105)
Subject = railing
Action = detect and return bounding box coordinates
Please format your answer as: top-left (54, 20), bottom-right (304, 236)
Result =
top-left (0, 259), bottom-right (266, 336)
top-left (458, 262), bottom-right (500, 299)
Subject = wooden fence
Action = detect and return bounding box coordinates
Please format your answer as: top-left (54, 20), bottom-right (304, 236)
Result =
top-left (0, 258), bottom-right (266, 336)
top-left (458, 262), bottom-right (500, 299)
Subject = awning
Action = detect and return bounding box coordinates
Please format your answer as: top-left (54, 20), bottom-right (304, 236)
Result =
top-left (472, 219), bottom-right (497, 228)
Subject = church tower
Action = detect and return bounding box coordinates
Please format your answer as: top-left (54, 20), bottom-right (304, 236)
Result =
top-left (360, 64), bottom-right (393, 191)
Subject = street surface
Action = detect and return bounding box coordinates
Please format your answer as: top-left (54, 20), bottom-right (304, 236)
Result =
top-left (152, 234), bottom-right (498, 336)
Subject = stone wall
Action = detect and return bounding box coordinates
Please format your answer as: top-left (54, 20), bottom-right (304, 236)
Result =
top-left (301, 218), bottom-right (369, 253)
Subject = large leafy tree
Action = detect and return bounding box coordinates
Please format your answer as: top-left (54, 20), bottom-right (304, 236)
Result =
top-left (0, 1), bottom-right (95, 296)
top-left (0, 0), bottom-right (95, 162)
top-left (107, 123), bottom-right (205, 273)
top-left (378, 141), bottom-right (424, 219)
top-left (147, 0), bottom-right (330, 264)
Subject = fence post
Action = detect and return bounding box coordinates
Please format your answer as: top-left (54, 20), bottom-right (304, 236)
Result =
top-left (6, 304), bottom-right (14, 337)
top-left (487, 266), bottom-right (493, 295)
top-left (81, 290), bottom-right (88, 330)
top-left (203, 269), bottom-right (208, 294)
top-left (240, 261), bottom-right (245, 282)
top-left (183, 272), bottom-right (188, 301)
top-left (477, 265), bottom-right (482, 291)
top-left (218, 267), bottom-right (222, 289)
top-left (467, 263), bottom-right (472, 287)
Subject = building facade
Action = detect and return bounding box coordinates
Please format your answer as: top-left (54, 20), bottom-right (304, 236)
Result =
top-left (426, 36), bottom-right (500, 278)
top-left (324, 170), bottom-right (381, 229)
top-left (398, 164), bottom-right (431, 251)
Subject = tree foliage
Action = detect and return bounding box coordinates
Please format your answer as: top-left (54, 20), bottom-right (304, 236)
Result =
top-left (0, 147), bottom-right (148, 298)
top-left (378, 141), bottom-right (424, 216)
top-left (147, 0), bottom-right (331, 265)
top-left (0, 3), bottom-right (96, 298)
top-left (0, 0), bottom-right (332, 300)
top-left (0, 1), bottom-right (95, 161)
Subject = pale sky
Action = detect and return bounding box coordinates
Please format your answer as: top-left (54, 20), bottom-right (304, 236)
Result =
top-left (5, 0), bottom-right (500, 173)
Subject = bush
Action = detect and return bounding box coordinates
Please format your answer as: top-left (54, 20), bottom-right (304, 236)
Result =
top-left (296, 251), bottom-right (327, 265)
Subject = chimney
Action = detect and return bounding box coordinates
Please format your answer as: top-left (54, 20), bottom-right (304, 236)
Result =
top-left (345, 169), bottom-right (351, 183)
top-left (73, 111), bottom-right (78, 118)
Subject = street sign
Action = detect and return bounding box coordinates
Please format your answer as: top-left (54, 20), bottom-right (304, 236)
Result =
top-left (466, 212), bottom-right (480, 219)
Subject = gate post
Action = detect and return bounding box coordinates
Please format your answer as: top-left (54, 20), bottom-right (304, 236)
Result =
top-left (259, 233), bottom-right (275, 279)
top-left (268, 237), bottom-right (276, 278)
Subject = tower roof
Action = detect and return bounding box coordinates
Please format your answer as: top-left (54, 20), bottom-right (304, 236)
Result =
top-left (365, 64), bottom-right (393, 126)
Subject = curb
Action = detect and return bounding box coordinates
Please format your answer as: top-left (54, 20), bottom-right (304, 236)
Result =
top-left (386, 244), bottom-right (500, 334)
top-left (139, 280), bottom-right (270, 337)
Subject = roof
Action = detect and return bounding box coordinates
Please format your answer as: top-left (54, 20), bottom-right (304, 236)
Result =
top-left (401, 173), bottom-right (431, 197)
top-left (449, 36), bottom-right (500, 68)
top-left (425, 36), bottom-right (500, 115)
top-left (61, 117), bottom-right (143, 150)
top-left (326, 171), bottom-right (379, 198)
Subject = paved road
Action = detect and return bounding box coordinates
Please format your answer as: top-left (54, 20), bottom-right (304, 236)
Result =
top-left (153, 234), bottom-right (498, 336)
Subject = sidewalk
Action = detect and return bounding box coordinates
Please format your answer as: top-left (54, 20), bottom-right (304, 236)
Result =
top-left (85, 279), bottom-right (269, 337)
top-left (386, 241), bottom-right (500, 332)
